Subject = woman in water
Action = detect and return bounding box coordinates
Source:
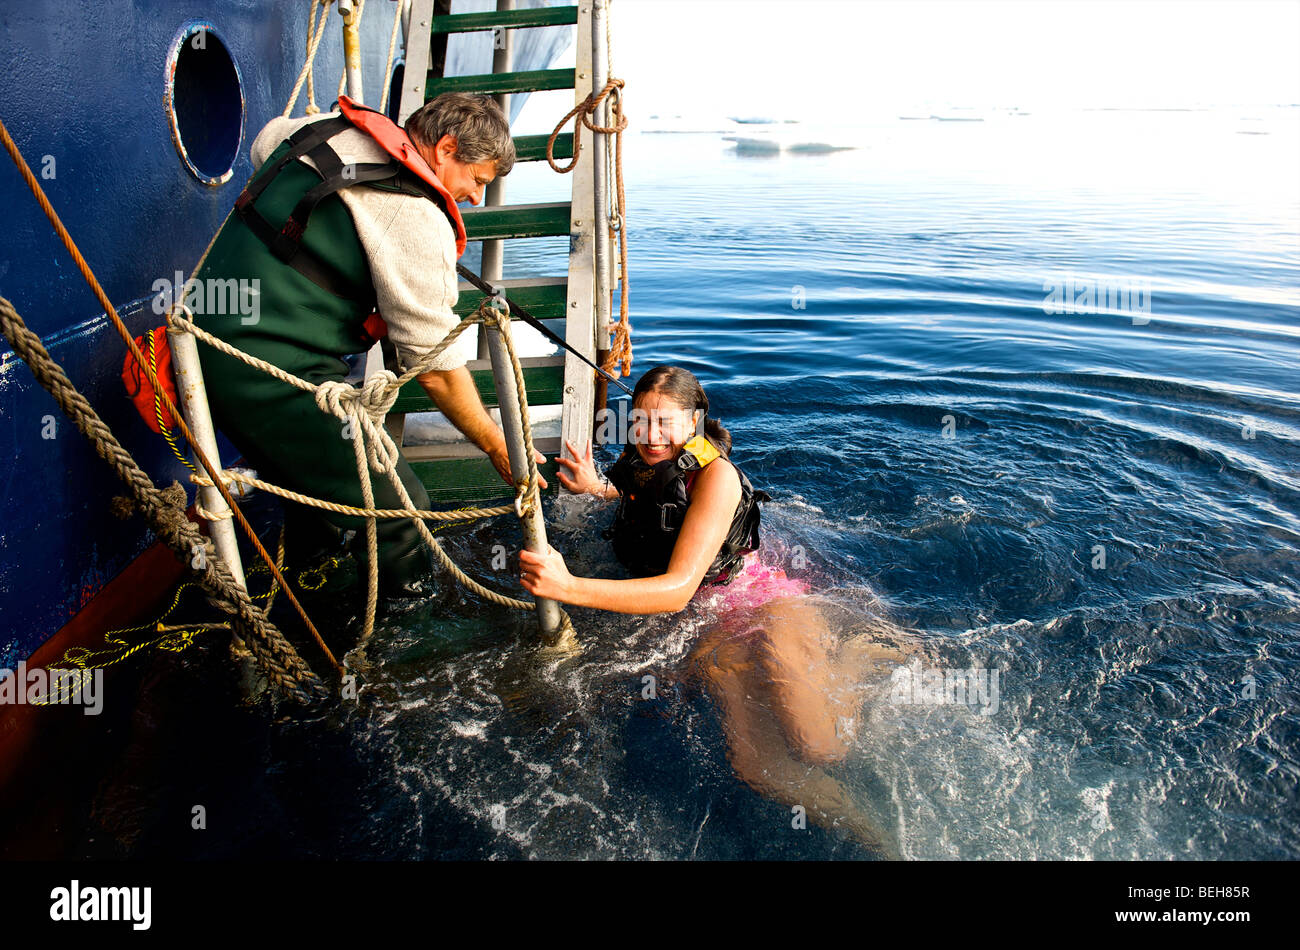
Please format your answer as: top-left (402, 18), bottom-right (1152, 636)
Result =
top-left (519, 365), bottom-right (904, 857)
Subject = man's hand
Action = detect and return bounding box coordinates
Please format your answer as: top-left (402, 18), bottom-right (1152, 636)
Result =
top-left (488, 440), bottom-right (549, 490)
top-left (418, 366), bottom-right (546, 489)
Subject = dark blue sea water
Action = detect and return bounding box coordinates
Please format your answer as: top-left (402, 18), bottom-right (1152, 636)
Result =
top-left (456, 107), bottom-right (1299, 859)
top-left (25, 108), bottom-right (1299, 861)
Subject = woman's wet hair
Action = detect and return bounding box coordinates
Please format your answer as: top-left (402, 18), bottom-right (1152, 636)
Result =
top-left (632, 365), bottom-right (733, 457)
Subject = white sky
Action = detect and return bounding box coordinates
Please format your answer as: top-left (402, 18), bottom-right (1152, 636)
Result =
top-left (590, 0), bottom-right (1300, 119)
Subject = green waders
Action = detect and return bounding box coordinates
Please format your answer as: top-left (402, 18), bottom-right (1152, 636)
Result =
top-left (191, 139), bottom-right (435, 594)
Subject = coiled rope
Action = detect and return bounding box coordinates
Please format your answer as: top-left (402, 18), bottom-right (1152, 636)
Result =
top-left (284, 0), bottom-right (337, 118)
top-left (546, 77), bottom-right (632, 378)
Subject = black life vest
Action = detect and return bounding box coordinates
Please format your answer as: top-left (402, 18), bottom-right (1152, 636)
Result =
top-left (603, 435), bottom-right (771, 586)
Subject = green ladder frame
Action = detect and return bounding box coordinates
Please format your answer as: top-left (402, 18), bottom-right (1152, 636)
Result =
top-left (383, 0), bottom-right (602, 505)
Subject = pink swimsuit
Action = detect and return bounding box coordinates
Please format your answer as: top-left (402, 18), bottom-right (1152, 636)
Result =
top-left (694, 550), bottom-right (810, 613)
top-left (679, 469), bottom-right (810, 613)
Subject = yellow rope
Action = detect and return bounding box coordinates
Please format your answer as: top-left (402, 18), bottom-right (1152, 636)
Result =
top-left (35, 529), bottom-right (292, 691)
top-left (147, 326), bottom-right (198, 474)
top-left (297, 556), bottom-right (344, 591)
top-left (42, 583), bottom-right (204, 681)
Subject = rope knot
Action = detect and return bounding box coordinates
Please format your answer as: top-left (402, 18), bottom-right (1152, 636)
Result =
top-left (476, 296), bottom-right (510, 329)
top-left (358, 369), bottom-right (400, 418)
top-left (312, 376), bottom-right (400, 473)
top-left (312, 379), bottom-right (357, 420)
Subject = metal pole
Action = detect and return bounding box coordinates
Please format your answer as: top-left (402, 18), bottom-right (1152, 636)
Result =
top-left (393, 0), bottom-right (412, 115)
top-left (339, 0), bottom-right (365, 102)
top-left (478, 0), bottom-right (513, 359)
top-left (167, 327), bottom-right (247, 592)
top-left (350, 0), bottom-right (382, 377)
top-left (489, 0), bottom-right (513, 133)
top-left (484, 316), bottom-right (564, 643)
top-left (591, 0), bottom-right (612, 381)
top-left (398, 0), bottom-right (435, 125)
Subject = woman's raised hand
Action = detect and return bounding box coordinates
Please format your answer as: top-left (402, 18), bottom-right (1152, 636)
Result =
top-left (556, 439), bottom-right (603, 495)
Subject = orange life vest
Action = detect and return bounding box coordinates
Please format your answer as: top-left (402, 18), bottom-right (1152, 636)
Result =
top-left (337, 95), bottom-right (468, 257)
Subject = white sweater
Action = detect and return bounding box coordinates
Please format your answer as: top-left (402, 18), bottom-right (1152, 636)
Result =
top-left (249, 113), bottom-right (476, 373)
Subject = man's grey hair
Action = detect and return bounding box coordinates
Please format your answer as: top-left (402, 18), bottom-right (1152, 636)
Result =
top-left (405, 92), bottom-right (515, 176)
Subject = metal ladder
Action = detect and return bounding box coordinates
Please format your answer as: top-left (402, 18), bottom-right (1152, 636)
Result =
top-left (383, 0), bottom-right (611, 506)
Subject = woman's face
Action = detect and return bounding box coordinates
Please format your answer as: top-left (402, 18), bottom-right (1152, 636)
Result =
top-left (630, 391), bottom-right (701, 466)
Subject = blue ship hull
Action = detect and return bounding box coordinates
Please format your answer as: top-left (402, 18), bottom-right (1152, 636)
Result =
top-left (0, 1), bottom-right (567, 665)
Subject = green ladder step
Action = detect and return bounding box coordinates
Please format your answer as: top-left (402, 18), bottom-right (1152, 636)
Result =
top-left (432, 6), bottom-right (578, 34)
top-left (462, 202), bottom-right (571, 241)
top-left (514, 132), bottom-right (572, 163)
top-left (425, 68), bottom-right (575, 99)
top-left (389, 360), bottom-right (565, 415)
top-left (411, 457), bottom-right (560, 505)
top-left (454, 277), bottom-right (568, 320)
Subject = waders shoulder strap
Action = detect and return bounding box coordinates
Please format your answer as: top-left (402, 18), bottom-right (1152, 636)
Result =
top-left (234, 118), bottom-right (401, 304)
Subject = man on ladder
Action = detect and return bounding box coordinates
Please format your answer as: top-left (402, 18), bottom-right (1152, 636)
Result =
top-left (191, 92), bottom-right (546, 597)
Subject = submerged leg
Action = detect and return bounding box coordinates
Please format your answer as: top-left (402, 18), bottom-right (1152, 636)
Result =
top-left (748, 597), bottom-right (860, 767)
top-left (686, 623), bottom-right (901, 859)
top-left (839, 624), bottom-right (921, 676)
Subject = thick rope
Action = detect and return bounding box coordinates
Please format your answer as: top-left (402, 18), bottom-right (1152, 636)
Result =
top-left (0, 113), bottom-right (341, 680)
top-left (285, 0), bottom-right (336, 118)
top-left (170, 300), bottom-right (572, 642)
top-left (0, 299), bottom-right (326, 703)
top-left (546, 78), bottom-right (632, 377)
top-left (350, 377), bottom-right (380, 644)
top-left (169, 308), bottom-right (477, 406)
top-left (190, 469), bottom-right (514, 521)
top-left (379, 0), bottom-right (405, 114)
